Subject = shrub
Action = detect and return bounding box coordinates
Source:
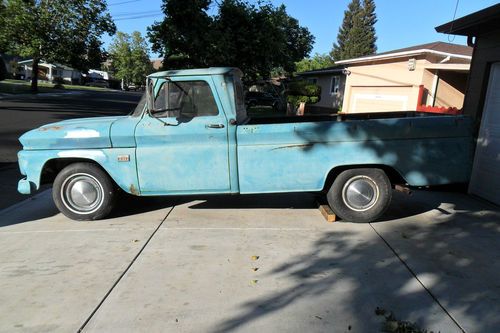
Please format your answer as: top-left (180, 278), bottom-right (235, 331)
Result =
top-left (286, 80), bottom-right (321, 107)
top-left (52, 76), bottom-right (65, 89)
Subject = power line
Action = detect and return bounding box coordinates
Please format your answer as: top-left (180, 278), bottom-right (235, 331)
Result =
top-left (108, 0), bottom-right (141, 7)
top-left (114, 13), bottom-right (163, 21)
top-left (447, 0), bottom-right (460, 42)
top-left (113, 10), bottom-right (162, 18)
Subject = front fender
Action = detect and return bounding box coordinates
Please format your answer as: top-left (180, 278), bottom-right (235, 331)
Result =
top-left (17, 148), bottom-right (140, 195)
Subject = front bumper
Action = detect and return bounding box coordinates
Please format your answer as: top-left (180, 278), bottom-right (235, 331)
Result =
top-left (18, 177), bottom-right (34, 194)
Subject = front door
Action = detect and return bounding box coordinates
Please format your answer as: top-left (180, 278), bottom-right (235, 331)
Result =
top-left (135, 77), bottom-right (230, 194)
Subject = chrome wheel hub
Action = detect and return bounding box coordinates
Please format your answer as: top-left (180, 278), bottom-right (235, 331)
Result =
top-left (61, 173), bottom-right (104, 214)
top-left (342, 175), bottom-right (379, 211)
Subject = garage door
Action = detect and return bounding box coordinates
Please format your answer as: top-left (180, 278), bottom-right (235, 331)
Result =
top-left (349, 86), bottom-right (412, 113)
top-left (469, 63), bottom-right (500, 205)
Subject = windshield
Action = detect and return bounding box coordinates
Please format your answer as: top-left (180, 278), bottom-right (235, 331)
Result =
top-left (131, 93), bottom-right (147, 117)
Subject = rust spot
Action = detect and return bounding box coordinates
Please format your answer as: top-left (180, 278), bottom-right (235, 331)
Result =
top-left (271, 143), bottom-right (314, 151)
top-left (39, 126), bottom-right (62, 131)
top-left (129, 184), bottom-right (139, 196)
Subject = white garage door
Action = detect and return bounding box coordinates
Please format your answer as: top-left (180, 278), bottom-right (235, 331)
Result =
top-left (469, 63), bottom-right (500, 205)
top-left (349, 86), bottom-right (412, 113)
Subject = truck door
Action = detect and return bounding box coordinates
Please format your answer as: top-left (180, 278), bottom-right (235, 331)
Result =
top-left (135, 78), bottom-right (230, 194)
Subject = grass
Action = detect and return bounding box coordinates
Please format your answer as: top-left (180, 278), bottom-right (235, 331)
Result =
top-left (0, 79), bottom-right (111, 94)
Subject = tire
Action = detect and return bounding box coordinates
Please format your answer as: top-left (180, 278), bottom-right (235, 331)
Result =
top-left (326, 168), bottom-right (392, 223)
top-left (52, 162), bottom-right (116, 221)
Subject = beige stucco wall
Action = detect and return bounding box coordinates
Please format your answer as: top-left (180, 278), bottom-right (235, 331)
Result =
top-left (434, 71), bottom-right (467, 108)
top-left (342, 56), bottom-right (467, 113)
top-left (303, 74), bottom-right (346, 110)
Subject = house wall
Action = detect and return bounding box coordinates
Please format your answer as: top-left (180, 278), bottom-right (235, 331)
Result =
top-left (434, 71), bottom-right (468, 108)
top-left (301, 73), bottom-right (345, 112)
top-left (464, 27), bottom-right (500, 205)
top-left (342, 56), bottom-right (469, 113)
top-left (342, 57), bottom-right (428, 113)
top-left (462, 29), bottom-right (500, 123)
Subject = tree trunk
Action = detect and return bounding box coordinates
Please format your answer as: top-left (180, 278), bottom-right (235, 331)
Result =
top-left (297, 102), bottom-right (306, 116)
top-left (31, 57), bottom-right (39, 93)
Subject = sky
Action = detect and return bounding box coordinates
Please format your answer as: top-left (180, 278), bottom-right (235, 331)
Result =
top-left (103, 0), bottom-right (500, 59)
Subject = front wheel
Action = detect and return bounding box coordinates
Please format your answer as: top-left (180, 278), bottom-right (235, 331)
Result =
top-left (52, 163), bottom-right (116, 221)
top-left (327, 168), bottom-right (392, 223)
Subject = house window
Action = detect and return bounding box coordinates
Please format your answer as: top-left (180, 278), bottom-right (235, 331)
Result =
top-left (330, 76), bottom-right (340, 94)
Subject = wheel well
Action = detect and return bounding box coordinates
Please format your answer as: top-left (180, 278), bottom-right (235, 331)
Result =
top-left (322, 164), bottom-right (407, 192)
top-left (40, 158), bottom-right (106, 185)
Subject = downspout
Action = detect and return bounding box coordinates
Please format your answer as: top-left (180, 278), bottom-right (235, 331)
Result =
top-left (439, 55), bottom-right (451, 63)
top-left (431, 70), bottom-right (440, 107)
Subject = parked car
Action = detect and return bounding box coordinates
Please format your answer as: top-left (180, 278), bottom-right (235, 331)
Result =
top-left (85, 79), bottom-right (109, 88)
top-left (17, 68), bottom-right (473, 222)
top-left (245, 91), bottom-right (282, 110)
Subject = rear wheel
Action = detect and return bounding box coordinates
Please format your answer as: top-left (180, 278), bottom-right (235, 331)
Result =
top-left (52, 163), bottom-right (116, 221)
top-left (327, 168), bottom-right (392, 222)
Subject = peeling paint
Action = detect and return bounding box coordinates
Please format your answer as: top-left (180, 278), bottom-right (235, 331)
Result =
top-left (129, 184), bottom-right (139, 195)
top-left (64, 129), bottom-right (100, 139)
top-left (271, 143), bottom-right (314, 151)
top-left (57, 150), bottom-right (106, 159)
top-left (39, 126), bottom-right (62, 131)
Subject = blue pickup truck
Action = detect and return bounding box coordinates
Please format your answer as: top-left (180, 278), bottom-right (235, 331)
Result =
top-left (17, 68), bottom-right (473, 222)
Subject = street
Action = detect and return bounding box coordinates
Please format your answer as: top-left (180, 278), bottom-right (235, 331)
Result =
top-left (0, 91), bottom-right (142, 209)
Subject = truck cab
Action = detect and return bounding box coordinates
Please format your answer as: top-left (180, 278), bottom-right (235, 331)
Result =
top-left (17, 67), bottom-right (473, 221)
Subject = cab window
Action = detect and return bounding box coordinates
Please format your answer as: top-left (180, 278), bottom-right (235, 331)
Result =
top-left (154, 80), bottom-right (219, 118)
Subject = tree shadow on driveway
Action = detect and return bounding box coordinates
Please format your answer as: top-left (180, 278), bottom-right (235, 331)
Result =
top-left (209, 190), bottom-right (500, 333)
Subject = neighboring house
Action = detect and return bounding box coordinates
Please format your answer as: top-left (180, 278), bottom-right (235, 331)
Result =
top-left (335, 42), bottom-right (472, 113)
top-left (17, 59), bottom-right (82, 84)
top-left (87, 69), bottom-right (110, 81)
top-left (436, 3), bottom-right (500, 206)
top-left (297, 66), bottom-right (346, 113)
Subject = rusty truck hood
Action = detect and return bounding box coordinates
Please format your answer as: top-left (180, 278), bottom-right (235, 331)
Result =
top-left (19, 116), bottom-right (124, 150)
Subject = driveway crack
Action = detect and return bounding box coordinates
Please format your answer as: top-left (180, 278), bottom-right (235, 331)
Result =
top-left (76, 206), bottom-right (175, 333)
top-left (369, 223), bottom-right (467, 333)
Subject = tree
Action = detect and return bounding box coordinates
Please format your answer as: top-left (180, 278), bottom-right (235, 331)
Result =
top-left (148, 0), bottom-right (314, 81)
top-left (147, 0), bottom-right (213, 69)
top-left (295, 53), bottom-right (334, 73)
top-left (361, 0), bottom-right (377, 55)
top-left (0, 0), bottom-right (115, 92)
top-left (330, 0), bottom-right (377, 62)
top-left (109, 31), bottom-right (153, 87)
top-left (0, 56), bottom-right (7, 81)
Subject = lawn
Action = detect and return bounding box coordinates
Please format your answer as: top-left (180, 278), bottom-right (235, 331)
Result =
top-left (0, 79), bottom-right (112, 94)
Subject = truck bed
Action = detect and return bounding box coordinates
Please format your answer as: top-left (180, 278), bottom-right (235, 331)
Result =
top-left (246, 111), bottom-right (455, 125)
top-left (237, 113), bottom-right (473, 194)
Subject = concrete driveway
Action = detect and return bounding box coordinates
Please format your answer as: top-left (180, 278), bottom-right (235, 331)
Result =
top-left (0, 190), bottom-right (498, 333)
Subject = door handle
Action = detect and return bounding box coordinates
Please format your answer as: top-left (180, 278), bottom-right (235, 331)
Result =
top-left (206, 124), bottom-right (225, 129)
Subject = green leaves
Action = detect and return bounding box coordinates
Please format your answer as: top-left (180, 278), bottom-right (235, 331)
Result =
top-left (286, 80), bottom-right (321, 106)
top-left (109, 31), bottom-right (153, 86)
top-left (147, 0), bottom-right (314, 81)
top-left (295, 53), bottom-right (334, 74)
top-left (0, 0), bottom-right (116, 89)
top-left (330, 0), bottom-right (377, 62)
